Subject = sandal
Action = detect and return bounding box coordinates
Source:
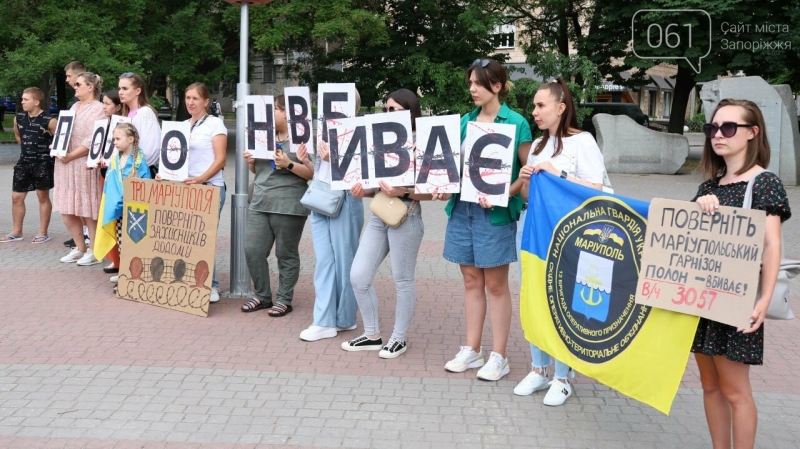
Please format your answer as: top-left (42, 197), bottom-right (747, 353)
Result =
top-left (0, 234), bottom-right (23, 243)
top-left (267, 303), bottom-right (293, 317)
top-left (31, 235), bottom-right (50, 244)
top-left (112, 284), bottom-right (118, 295)
top-left (241, 297), bottom-right (272, 313)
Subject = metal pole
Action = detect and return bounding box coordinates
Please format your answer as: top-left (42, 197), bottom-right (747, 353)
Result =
top-left (228, 1), bottom-right (251, 297)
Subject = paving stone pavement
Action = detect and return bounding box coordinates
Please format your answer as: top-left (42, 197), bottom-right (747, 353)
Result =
top-left (1, 152), bottom-right (799, 448)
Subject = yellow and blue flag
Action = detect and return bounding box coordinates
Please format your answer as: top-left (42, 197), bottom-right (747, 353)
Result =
top-left (520, 173), bottom-right (699, 415)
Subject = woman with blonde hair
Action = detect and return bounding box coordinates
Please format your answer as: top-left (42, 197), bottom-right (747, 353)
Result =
top-left (56, 72), bottom-right (107, 266)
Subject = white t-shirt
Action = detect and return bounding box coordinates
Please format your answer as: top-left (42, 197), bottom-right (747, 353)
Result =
top-left (130, 106), bottom-right (162, 167)
top-left (527, 132), bottom-right (605, 184)
top-left (316, 159), bottom-right (332, 184)
top-left (185, 115), bottom-right (228, 187)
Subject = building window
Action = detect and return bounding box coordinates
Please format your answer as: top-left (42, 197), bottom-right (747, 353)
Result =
top-left (493, 24), bottom-right (516, 49)
top-left (648, 90), bottom-right (657, 117)
top-left (663, 92), bottom-right (672, 118)
top-left (263, 62), bottom-right (277, 84)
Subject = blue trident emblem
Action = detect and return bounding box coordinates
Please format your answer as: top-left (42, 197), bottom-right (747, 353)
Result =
top-left (572, 251), bottom-right (613, 323)
top-left (127, 207), bottom-right (148, 244)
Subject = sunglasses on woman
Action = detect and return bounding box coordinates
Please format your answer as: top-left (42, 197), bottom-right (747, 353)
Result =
top-left (73, 82), bottom-right (84, 88)
top-left (703, 122), bottom-right (754, 139)
top-left (471, 59), bottom-right (491, 68)
top-left (382, 106), bottom-right (404, 113)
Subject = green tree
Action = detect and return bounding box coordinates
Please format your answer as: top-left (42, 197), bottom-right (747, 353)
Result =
top-left (487, 0), bottom-right (798, 134)
top-left (246, 0), bottom-right (506, 114)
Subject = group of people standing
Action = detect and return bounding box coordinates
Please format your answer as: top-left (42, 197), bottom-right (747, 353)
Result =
top-left (3, 61), bottom-right (228, 302)
top-left (2, 57), bottom-right (790, 447)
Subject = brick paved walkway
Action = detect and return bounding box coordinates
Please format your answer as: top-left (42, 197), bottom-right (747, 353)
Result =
top-left (0, 155), bottom-right (799, 448)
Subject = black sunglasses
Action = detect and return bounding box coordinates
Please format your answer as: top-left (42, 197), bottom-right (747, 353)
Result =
top-left (73, 82), bottom-right (84, 88)
top-left (703, 122), bottom-right (754, 139)
top-left (382, 106), bottom-right (404, 113)
top-left (471, 59), bottom-right (490, 68)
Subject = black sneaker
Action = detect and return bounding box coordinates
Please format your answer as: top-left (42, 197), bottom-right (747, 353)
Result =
top-left (63, 238), bottom-right (75, 248)
top-left (341, 335), bottom-right (382, 352)
top-left (379, 338), bottom-right (407, 359)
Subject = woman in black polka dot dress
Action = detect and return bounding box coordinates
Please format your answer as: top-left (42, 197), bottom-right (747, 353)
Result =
top-left (691, 99), bottom-right (791, 449)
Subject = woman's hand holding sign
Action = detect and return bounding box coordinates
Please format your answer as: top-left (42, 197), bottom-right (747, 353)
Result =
top-left (696, 194), bottom-right (720, 215)
top-left (318, 140), bottom-right (330, 162)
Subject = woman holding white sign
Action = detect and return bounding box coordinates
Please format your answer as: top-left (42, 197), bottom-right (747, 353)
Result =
top-left (298, 89), bottom-right (364, 341)
top-left (516, 78), bottom-right (607, 406)
top-left (242, 95), bottom-right (313, 317)
top-left (118, 72), bottom-right (162, 177)
top-left (183, 82), bottom-right (227, 302)
top-left (692, 99), bottom-right (790, 449)
top-left (339, 89), bottom-right (431, 357)
top-left (55, 72), bottom-right (106, 266)
top-left (434, 59), bottom-right (532, 381)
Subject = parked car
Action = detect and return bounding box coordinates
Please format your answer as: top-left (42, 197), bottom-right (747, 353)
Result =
top-left (580, 102), bottom-right (649, 136)
top-left (1, 96), bottom-right (16, 113)
top-left (49, 96), bottom-right (60, 115)
top-left (150, 96), bottom-right (173, 120)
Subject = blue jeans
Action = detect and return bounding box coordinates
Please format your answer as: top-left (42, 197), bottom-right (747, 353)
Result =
top-left (517, 208), bottom-right (570, 379)
top-left (310, 193), bottom-right (364, 328)
top-left (212, 183), bottom-right (226, 289)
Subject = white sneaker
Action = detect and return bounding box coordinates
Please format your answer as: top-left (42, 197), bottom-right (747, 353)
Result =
top-left (337, 324), bottom-right (357, 332)
top-left (300, 325), bottom-right (337, 341)
top-left (109, 275), bottom-right (119, 283)
top-left (444, 346), bottom-right (484, 373)
top-left (514, 370), bottom-right (549, 395)
top-left (60, 248), bottom-right (84, 263)
top-left (379, 338), bottom-right (407, 359)
top-left (210, 288), bottom-right (220, 303)
top-left (543, 379), bottom-right (572, 406)
top-left (477, 351), bottom-right (510, 381)
top-left (76, 249), bottom-right (101, 266)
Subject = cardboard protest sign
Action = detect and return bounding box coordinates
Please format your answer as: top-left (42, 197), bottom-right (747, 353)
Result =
top-left (51, 110), bottom-right (75, 157)
top-left (285, 87), bottom-right (314, 154)
top-left (635, 198), bottom-right (766, 328)
top-left (316, 83), bottom-right (357, 145)
top-left (245, 95), bottom-right (275, 159)
top-left (117, 178), bottom-right (220, 317)
top-left (103, 116), bottom-right (131, 162)
top-left (460, 122), bottom-right (516, 207)
top-left (158, 121), bottom-right (191, 181)
top-left (366, 111), bottom-right (414, 187)
top-left (328, 117), bottom-right (368, 190)
top-left (87, 119), bottom-right (109, 168)
top-left (414, 115), bottom-right (461, 194)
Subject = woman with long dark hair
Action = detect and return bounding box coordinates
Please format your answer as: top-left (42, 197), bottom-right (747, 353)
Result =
top-left (337, 89), bottom-right (432, 358)
top-left (433, 59), bottom-right (533, 381)
top-left (118, 72), bottom-right (161, 177)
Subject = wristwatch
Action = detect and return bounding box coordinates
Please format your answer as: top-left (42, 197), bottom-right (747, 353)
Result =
top-left (287, 162), bottom-right (295, 170)
top-left (560, 170), bottom-right (568, 179)
top-left (403, 188), bottom-right (410, 199)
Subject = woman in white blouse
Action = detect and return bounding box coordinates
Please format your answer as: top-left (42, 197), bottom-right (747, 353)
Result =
top-left (118, 72), bottom-right (162, 177)
top-left (154, 82), bottom-right (227, 303)
top-left (516, 78), bottom-right (607, 407)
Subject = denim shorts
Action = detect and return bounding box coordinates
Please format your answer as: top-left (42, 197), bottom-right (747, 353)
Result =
top-left (443, 199), bottom-right (517, 268)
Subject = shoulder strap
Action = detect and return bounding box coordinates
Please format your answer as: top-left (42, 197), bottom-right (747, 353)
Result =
top-left (742, 169), bottom-right (769, 210)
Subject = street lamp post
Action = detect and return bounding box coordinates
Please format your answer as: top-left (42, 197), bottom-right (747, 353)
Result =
top-left (223, 0), bottom-right (274, 297)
